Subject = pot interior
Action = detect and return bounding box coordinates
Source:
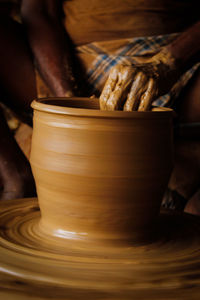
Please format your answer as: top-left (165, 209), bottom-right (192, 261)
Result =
top-left (40, 98), bottom-right (100, 110)
top-left (35, 97), bottom-right (172, 116)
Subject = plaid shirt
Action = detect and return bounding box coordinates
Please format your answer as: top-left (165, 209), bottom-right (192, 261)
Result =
top-left (77, 33), bottom-right (199, 107)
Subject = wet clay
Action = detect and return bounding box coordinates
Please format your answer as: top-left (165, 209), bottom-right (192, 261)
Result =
top-left (0, 198), bottom-right (200, 299)
top-left (30, 98), bottom-right (173, 243)
top-left (100, 48), bottom-right (177, 112)
top-left (0, 98), bottom-right (199, 299)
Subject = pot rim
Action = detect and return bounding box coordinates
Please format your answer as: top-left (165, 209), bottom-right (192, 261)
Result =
top-left (31, 97), bottom-right (173, 119)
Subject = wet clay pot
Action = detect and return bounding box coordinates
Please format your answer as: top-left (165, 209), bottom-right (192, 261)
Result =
top-left (30, 98), bottom-right (173, 244)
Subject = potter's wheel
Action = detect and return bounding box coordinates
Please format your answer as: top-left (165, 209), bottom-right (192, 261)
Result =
top-left (0, 198), bottom-right (200, 299)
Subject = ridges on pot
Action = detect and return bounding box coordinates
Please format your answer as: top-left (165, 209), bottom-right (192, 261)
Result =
top-left (30, 97), bottom-right (174, 245)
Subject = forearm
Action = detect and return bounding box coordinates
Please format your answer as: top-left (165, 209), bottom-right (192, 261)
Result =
top-left (23, 15), bottom-right (79, 97)
top-left (166, 21), bottom-right (200, 73)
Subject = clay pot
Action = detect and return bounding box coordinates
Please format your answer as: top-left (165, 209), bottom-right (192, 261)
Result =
top-left (30, 98), bottom-right (173, 244)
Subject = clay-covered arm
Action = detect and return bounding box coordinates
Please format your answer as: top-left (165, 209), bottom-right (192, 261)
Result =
top-left (21, 0), bottom-right (80, 97)
top-left (100, 21), bottom-right (200, 111)
top-left (166, 21), bottom-right (200, 73)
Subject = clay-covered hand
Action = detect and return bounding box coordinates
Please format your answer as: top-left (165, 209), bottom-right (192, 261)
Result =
top-left (100, 48), bottom-right (180, 111)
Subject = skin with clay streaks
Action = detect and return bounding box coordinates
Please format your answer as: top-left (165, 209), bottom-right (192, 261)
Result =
top-left (138, 78), bottom-right (157, 111)
top-left (100, 65), bottom-right (136, 110)
top-left (123, 72), bottom-right (148, 111)
top-left (100, 47), bottom-right (178, 112)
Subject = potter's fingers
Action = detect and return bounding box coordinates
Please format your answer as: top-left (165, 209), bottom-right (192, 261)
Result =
top-left (123, 72), bottom-right (148, 111)
top-left (100, 66), bottom-right (120, 110)
top-left (138, 78), bottom-right (157, 111)
top-left (105, 66), bottom-right (136, 110)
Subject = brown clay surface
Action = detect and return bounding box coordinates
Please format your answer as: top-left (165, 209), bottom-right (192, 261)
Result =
top-left (0, 198), bottom-right (200, 299)
top-left (1, 98), bottom-right (199, 299)
top-left (30, 98), bottom-right (173, 244)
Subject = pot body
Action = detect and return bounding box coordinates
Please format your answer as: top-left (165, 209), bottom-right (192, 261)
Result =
top-left (30, 98), bottom-right (173, 243)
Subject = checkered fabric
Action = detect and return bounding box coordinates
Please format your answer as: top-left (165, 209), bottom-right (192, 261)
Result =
top-left (77, 33), bottom-right (200, 107)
